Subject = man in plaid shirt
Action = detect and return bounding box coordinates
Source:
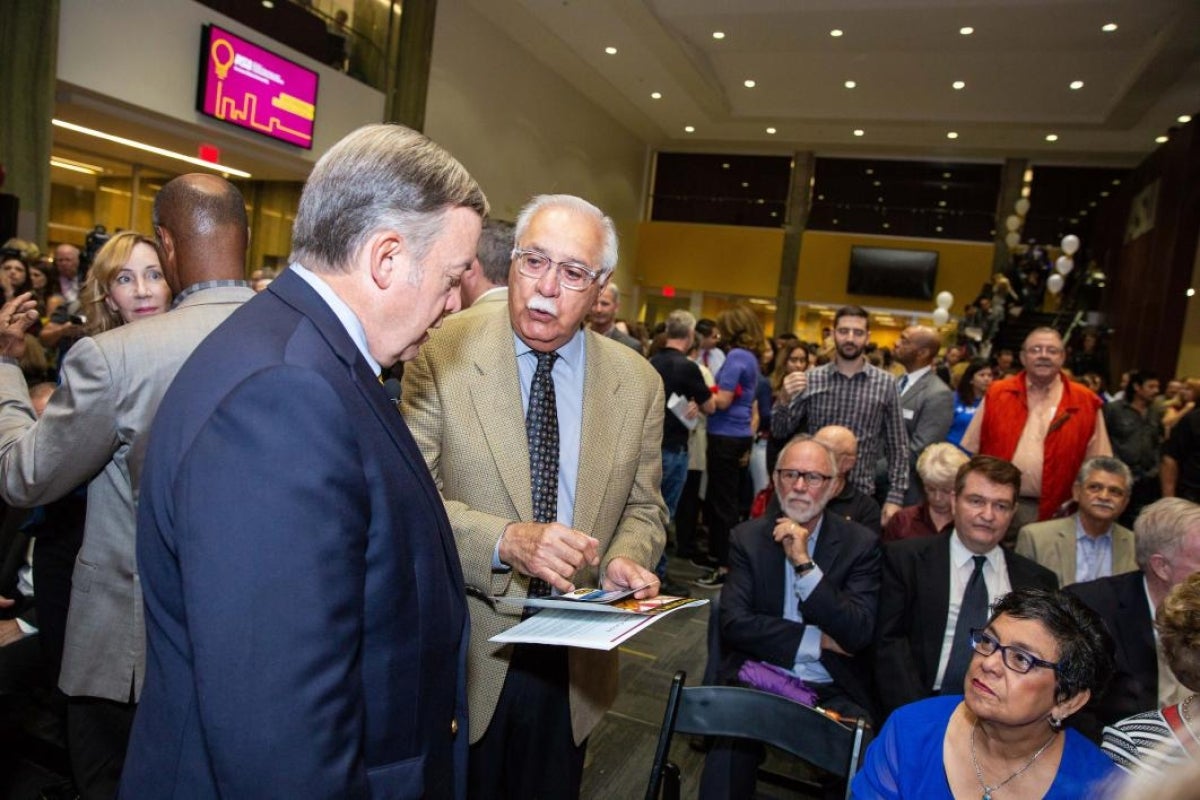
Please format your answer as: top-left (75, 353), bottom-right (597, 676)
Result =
top-left (771, 306), bottom-right (909, 525)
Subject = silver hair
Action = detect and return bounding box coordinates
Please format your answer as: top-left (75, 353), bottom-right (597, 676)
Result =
top-left (513, 194), bottom-right (618, 278)
top-left (665, 309), bottom-right (696, 340)
top-left (1075, 456), bottom-right (1133, 488)
top-left (916, 443), bottom-right (970, 487)
top-left (1134, 498), bottom-right (1200, 572)
top-left (290, 124), bottom-right (487, 273)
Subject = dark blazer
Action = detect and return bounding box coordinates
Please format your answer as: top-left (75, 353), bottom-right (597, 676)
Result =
top-left (1065, 570), bottom-right (1157, 741)
top-left (121, 270), bottom-right (469, 799)
top-left (719, 513), bottom-right (882, 718)
top-left (875, 532), bottom-right (1058, 716)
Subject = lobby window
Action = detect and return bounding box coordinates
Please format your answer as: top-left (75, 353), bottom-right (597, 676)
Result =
top-left (651, 153), bottom-right (791, 228)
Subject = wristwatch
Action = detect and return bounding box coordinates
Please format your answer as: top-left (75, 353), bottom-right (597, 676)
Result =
top-left (793, 559), bottom-right (816, 576)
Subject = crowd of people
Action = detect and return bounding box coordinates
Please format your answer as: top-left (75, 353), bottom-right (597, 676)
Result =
top-left (0, 121), bottom-right (1197, 800)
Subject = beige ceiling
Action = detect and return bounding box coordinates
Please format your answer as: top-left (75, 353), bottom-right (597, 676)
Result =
top-left (473, 0), bottom-right (1200, 166)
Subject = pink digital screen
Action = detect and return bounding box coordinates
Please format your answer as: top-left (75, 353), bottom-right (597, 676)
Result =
top-left (197, 24), bottom-right (318, 150)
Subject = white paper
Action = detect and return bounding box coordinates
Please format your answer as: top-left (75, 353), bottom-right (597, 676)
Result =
top-left (667, 392), bottom-right (699, 430)
top-left (489, 596), bottom-right (708, 650)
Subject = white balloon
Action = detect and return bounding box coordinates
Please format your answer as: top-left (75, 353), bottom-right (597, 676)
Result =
top-left (1005, 215), bottom-right (1021, 232)
top-left (1061, 234), bottom-right (1080, 256)
top-left (1014, 198), bottom-right (1031, 216)
top-left (1005, 232), bottom-right (1021, 248)
top-left (1047, 273), bottom-right (1065, 294)
top-left (932, 307), bottom-right (950, 325)
top-left (936, 291), bottom-right (954, 310)
top-left (1055, 255), bottom-right (1074, 276)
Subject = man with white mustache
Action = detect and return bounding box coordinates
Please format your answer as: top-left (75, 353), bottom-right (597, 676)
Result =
top-left (1016, 457), bottom-right (1138, 586)
top-left (961, 327), bottom-right (1112, 539)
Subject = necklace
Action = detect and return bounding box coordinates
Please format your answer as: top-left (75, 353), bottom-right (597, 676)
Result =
top-left (1181, 694), bottom-right (1198, 743)
top-left (970, 720), bottom-right (1058, 800)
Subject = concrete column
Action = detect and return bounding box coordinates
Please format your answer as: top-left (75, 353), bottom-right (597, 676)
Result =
top-left (0, 1), bottom-right (59, 244)
top-left (385, 0), bottom-right (438, 131)
top-left (775, 151), bottom-right (815, 336)
top-left (993, 157), bottom-right (1029, 276)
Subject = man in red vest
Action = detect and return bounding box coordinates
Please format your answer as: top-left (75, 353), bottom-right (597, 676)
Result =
top-left (960, 327), bottom-right (1111, 541)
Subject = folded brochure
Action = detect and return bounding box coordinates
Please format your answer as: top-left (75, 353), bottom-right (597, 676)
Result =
top-left (489, 590), bottom-right (708, 651)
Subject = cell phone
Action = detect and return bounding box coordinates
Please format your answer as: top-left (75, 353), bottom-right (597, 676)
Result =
top-left (69, 314), bottom-right (87, 325)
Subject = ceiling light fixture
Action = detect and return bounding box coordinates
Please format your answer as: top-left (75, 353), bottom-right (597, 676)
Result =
top-left (830, 29), bottom-right (843, 38)
top-left (50, 158), bottom-right (100, 175)
top-left (1101, 22), bottom-right (1118, 32)
top-left (959, 26), bottom-right (974, 35)
top-left (766, 127), bottom-right (777, 134)
top-left (604, 46), bottom-right (617, 55)
top-left (51, 119), bottom-right (251, 178)
top-left (946, 131), bottom-right (959, 139)
top-left (684, 126), bottom-right (695, 133)
top-left (261, 0), bottom-right (274, 7)
top-left (853, 129), bottom-right (865, 137)
top-left (650, 92), bottom-right (662, 99)
top-left (1045, 134), bottom-right (1059, 142)
top-left (844, 80), bottom-right (857, 89)
top-left (1069, 80), bottom-right (1084, 90)
top-left (712, 31), bottom-right (725, 40)
top-left (744, 79), bottom-right (757, 88)
top-left (1188, 288), bottom-right (1196, 298)
top-left (1156, 135), bottom-right (1168, 143)
top-left (952, 80), bottom-right (966, 90)
top-left (1179, 114), bottom-right (1193, 123)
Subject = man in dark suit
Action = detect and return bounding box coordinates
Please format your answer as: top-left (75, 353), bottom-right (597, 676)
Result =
top-left (1066, 496), bottom-right (1200, 741)
top-left (700, 435), bottom-right (881, 798)
top-left (893, 325), bottom-right (954, 505)
top-left (121, 125), bottom-right (486, 799)
top-left (875, 455), bottom-right (1058, 718)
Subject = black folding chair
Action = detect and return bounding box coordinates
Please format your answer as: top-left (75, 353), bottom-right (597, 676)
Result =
top-left (645, 670), bottom-right (870, 800)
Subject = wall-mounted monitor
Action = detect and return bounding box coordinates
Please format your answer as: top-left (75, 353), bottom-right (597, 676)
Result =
top-left (196, 23), bottom-right (318, 150)
top-left (847, 246), bottom-right (938, 300)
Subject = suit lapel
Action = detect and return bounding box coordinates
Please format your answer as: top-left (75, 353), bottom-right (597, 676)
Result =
top-left (1054, 521), bottom-right (1076, 583)
top-left (574, 334), bottom-right (628, 538)
top-left (921, 534), bottom-right (953, 670)
top-left (468, 312), bottom-right (532, 521)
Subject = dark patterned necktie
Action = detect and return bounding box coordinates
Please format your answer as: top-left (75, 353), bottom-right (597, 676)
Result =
top-left (942, 555), bottom-right (988, 695)
top-left (525, 350), bottom-right (559, 601)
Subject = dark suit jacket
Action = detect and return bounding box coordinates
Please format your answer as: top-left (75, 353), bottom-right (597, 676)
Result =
top-left (875, 532), bottom-right (1058, 716)
top-left (121, 270), bottom-right (469, 799)
top-left (1065, 570), bottom-right (1156, 741)
top-left (719, 513), bottom-right (881, 718)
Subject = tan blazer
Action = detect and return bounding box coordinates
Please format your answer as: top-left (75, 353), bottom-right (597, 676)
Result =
top-left (454, 286), bottom-right (508, 321)
top-left (402, 305), bottom-right (667, 745)
top-left (1015, 515), bottom-right (1136, 586)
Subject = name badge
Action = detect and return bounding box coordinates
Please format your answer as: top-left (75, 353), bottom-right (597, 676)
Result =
top-left (902, 408), bottom-right (915, 420)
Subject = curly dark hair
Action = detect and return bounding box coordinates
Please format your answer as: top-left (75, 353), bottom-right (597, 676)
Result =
top-left (988, 588), bottom-right (1115, 703)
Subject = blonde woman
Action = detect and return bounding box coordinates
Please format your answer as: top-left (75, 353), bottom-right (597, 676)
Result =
top-left (81, 232), bottom-right (172, 334)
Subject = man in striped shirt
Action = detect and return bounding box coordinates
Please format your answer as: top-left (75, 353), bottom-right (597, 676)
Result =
top-left (771, 305), bottom-right (909, 525)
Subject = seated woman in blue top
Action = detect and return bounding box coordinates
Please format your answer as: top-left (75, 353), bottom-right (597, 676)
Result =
top-left (852, 588), bottom-right (1120, 799)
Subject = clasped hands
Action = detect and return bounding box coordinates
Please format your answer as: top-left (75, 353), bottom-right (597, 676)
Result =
top-left (499, 521), bottom-right (659, 599)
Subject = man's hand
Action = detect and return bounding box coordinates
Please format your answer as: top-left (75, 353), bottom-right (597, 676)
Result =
top-left (0, 618), bottom-right (24, 647)
top-left (602, 556), bottom-right (660, 599)
top-left (0, 595), bottom-right (14, 609)
top-left (820, 633), bottom-right (850, 656)
top-left (683, 400), bottom-right (700, 420)
top-left (881, 502), bottom-right (902, 527)
top-left (779, 371), bottom-right (807, 404)
top-left (0, 293), bottom-right (38, 359)
top-left (772, 515), bottom-right (812, 567)
top-left (499, 521), bottom-right (600, 593)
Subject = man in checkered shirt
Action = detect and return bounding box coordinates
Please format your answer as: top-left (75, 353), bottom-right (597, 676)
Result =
top-left (771, 305), bottom-right (909, 525)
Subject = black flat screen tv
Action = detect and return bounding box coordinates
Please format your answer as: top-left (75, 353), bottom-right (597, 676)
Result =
top-left (847, 246), bottom-right (938, 300)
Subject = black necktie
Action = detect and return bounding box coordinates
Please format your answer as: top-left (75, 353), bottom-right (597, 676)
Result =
top-left (942, 555), bottom-right (988, 695)
top-left (525, 350), bottom-right (559, 601)
top-left (898, 374), bottom-right (909, 393)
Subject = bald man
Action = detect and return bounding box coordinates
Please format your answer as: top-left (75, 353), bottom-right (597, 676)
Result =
top-left (813, 425), bottom-right (884, 535)
top-left (893, 326), bottom-right (954, 505)
top-left (0, 173), bottom-right (254, 798)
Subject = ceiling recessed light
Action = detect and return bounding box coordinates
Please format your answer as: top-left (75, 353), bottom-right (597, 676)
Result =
top-left (650, 91), bottom-right (662, 100)
top-left (1069, 80), bottom-right (1084, 90)
top-left (1188, 288), bottom-right (1196, 298)
top-left (1089, 201), bottom-right (1097, 207)
top-left (952, 80), bottom-right (966, 90)
top-left (817, 194), bottom-right (825, 200)
top-left (844, 80), bottom-right (857, 89)
top-left (883, 222), bottom-right (891, 229)
top-left (1156, 135), bottom-right (1169, 143)
top-left (1102, 22), bottom-right (1118, 32)
top-left (766, 127), bottom-right (777, 134)
top-left (604, 46), bottom-right (617, 55)
top-left (943, 172), bottom-right (952, 178)
top-left (873, 180), bottom-right (881, 187)
top-left (1045, 134), bottom-right (1059, 142)
top-left (830, 29), bottom-right (844, 38)
top-left (684, 125), bottom-right (695, 133)
top-left (959, 26), bottom-right (974, 35)
top-left (1100, 191), bottom-right (1109, 197)
top-left (1179, 114), bottom-right (1193, 123)
top-left (936, 226), bottom-right (944, 232)
top-left (722, 163), bottom-right (730, 169)
top-left (741, 182), bottom-right (749, 188)
top-left (853, 129), bottom-right (865, 137)
top-left (744, 79), bottom-right (757, 88)
top-left (712, 31), bottom-right (725, 40)
top-left (261, 0), bottom-right (274, 7)
top-left (877, 196), bottom-right (884, 202)
top-left (946, 131), bottom-right (959, 139)
top-left (938, 200), bottom-right (947, 207)
top-left (1112, 178), bottom-right (1121, 185)
top-left (865, 168), bottom-right (874, 175)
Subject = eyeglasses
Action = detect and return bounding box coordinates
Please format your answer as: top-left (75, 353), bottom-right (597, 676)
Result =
top-left (969, 629), bottom-right (1059, 674)
top-left (774, 469), bottom-right (833, 488)
top-left (1023, 345), bottom-right (1063, 356)
top-left (512, 248), bottom-right (600, 291)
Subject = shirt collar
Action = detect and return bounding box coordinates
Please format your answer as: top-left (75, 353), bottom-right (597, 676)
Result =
top-left (171, 279), bottom-right (253, 308)
top-left (950, 529), bottom-right (1004, 570)
top-left (290, 262), bottom-right (380, 376)
top-left (904, 365), bottom-right (933, 387)
top-left (513, 326), bottom-right (586, 368)
top-left (1075, 514), bottom-right (1114, 542)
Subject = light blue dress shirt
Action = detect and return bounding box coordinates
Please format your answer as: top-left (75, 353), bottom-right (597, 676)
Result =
top-left (781, 515), bottom-right (833, 684)
top-left (1075, 517), bottom-right (1114, 584)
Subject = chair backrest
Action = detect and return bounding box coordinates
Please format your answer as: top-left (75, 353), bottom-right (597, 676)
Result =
top-left (645, 670), bottom-right (870, 800)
